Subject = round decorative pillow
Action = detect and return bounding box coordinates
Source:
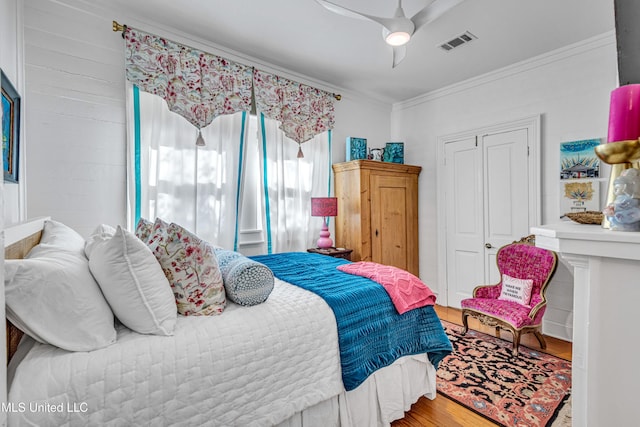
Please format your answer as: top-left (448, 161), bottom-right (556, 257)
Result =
top-left (214, 249), bottom-right (274, 306)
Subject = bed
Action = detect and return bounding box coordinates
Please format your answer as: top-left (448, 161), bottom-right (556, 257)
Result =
top-left (4, 217), bottom-right (451, 427)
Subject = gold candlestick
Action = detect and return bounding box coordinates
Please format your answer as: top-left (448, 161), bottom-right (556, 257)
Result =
top-left (594, 139), bottom-right (640, 228)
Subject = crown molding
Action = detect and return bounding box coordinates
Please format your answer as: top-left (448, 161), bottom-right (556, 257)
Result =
top-left (393, 31), bottom-right (616, 112)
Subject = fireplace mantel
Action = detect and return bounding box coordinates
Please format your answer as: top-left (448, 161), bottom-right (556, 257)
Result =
top-left (532, 222), bottom-right (640, 427)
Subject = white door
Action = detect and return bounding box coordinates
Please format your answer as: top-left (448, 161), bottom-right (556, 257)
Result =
top-left (445, 137), bottom-right (485, 307)
top-left (445, 128), bottom-right (531, 307)
top-left (482, 129), bottom-right (530, 284)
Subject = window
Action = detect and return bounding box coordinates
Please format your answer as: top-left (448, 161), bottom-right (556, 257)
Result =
top-left (131, 87), bottom-right (331, 254)
top-left (238, 115), bottom-right (264, 250)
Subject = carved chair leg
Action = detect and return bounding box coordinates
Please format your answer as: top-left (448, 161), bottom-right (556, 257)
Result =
top-left (512, 330), bottom-right (522, 357)
top-left (461, 311), bottom-right (469, 334)
top-left (533, 330), bottom-right (547, 350)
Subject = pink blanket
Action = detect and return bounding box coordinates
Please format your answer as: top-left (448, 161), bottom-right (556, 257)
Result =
top-left (337, 262), bottom-right (436, 314)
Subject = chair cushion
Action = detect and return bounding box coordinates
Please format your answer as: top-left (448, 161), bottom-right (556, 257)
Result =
top-left (461, 297), bottom-right (538, 329)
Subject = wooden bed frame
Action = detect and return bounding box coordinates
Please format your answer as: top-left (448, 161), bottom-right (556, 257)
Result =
top-left (4, 217), bottom-right (49, 363)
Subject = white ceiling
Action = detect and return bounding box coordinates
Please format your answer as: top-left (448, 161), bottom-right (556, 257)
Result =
top-left (99, 0), bottom-right (616, 104)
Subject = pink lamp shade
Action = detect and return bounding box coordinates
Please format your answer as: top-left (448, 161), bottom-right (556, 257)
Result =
top-left (608, 84), bottom-right (640, 143)
top-left (311, 197), bottom-right (338, 249)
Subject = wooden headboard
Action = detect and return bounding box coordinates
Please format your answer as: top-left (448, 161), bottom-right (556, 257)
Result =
top-left (4, 217), bottom-right (49, 363)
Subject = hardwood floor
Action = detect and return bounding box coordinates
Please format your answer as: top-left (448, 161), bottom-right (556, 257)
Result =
top-left (391, 305), bottom-right (573, 427)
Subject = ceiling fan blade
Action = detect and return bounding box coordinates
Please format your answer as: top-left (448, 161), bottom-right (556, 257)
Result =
top-left (411, 0), bottom-right (466, 31)
top-left (392, 45), bottom-right (407, 68)
top-left (315, 0), bottom-right (395, 30)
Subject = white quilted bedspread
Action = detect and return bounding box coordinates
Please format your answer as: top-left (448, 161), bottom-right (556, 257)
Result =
top-left (7, 279), bottom-right (343, 427)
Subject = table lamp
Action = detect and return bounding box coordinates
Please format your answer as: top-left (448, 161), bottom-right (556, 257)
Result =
top-left (311, 197), bottom-right (338, 249)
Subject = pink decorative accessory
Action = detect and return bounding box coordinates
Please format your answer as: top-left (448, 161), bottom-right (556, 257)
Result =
top-left (311, 197), bottom-right (338, 249)
top-left (337, 262), bottom-right (436, 314)
top-left (607, 84), bottom-right (640, 142)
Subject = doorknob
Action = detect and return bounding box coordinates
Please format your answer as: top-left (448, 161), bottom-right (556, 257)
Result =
top-left (485, 243), bottom-right (493, 249)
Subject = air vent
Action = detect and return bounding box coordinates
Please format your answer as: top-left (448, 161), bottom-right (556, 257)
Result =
top-left (439, 31), bottom-right (477, 52)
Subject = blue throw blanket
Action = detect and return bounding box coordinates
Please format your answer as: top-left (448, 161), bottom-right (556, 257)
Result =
top-left (250, 252), bottom-right (452, 391)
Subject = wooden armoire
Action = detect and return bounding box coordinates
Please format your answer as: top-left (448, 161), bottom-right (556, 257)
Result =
top-left (332, 160), bottom-right (422, 276)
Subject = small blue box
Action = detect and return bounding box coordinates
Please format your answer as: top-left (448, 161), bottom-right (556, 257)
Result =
top-left (346, 137), bottom-right (367, 161)
top-left (384, 142), bottom-right (404, 164)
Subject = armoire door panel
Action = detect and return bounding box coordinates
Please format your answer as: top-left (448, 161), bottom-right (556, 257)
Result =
top-left (372, 182), bottom-right (409, 270)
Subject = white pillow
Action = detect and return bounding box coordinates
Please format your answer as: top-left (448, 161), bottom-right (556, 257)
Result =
top-left (88, 226), bottom-right (177, 336)
top-left (5, 245), bottom-right (117, 351)
top-left (84, 223), bottom-right (116, 258)
top-left (498, 273), bottom-right (534, 306)
top-left (40, 219), bottom-right (86, 255)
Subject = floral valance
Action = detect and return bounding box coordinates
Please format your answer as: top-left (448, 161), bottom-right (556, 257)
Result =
top-left (253, 70), bottom-right (335, 144)
top-left (124, 27), bottom-right (253, 130)
top-left (123, 27), bottom-right (336, 144)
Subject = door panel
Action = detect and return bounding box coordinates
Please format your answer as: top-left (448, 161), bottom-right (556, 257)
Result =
top-left (483, 129), bottom-right (530, 283)
top-left (370, 174), bottom-right (414, 273)
top-left (445, 138), bottom-right (485, 307)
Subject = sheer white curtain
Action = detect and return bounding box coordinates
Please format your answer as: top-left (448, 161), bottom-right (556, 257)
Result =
top-left (128, 85), bottom-right (248, 249)
top-left (258, 114), bottom-right (331, 253)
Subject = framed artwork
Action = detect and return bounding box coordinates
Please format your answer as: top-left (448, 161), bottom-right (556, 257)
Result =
top-left (560, 139), bottom-right (601, 180)
top-left (2, 70), bottom-right (20, 183)
top-left (346, 137), bottom-right (367, 161)
top-left (560, 179), bottom-right (600, 214)
top-left (384, 142), bottom-right (404, 164)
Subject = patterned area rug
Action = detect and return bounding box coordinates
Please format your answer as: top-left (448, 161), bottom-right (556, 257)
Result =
top-left (437, 321), bottom-right (571, 427)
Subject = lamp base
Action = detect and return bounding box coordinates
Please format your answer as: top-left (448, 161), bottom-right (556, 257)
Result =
top-left (595, 140), bottom-right (640, 229)
top-left (316, 222), bottom-right (333, 249)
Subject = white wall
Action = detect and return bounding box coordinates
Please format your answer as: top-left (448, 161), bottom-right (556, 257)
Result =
top-left (333, 97), bottom-right (391, 165)
top-left (23, 0), bottom-right (391, 238)
top-left (390, 33), bottom-right (618, 341)
top-left (24, 0), bottom-right (128, 237)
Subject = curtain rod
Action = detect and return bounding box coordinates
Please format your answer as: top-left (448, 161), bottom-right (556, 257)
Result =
top-left (112, 20), bottom-right (342, 101)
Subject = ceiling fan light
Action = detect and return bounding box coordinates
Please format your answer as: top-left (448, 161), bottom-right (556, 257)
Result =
top-left (385, 31), bottom-right (411, 46)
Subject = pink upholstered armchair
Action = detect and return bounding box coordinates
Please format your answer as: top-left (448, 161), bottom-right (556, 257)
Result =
top-left (461, 236), bottom-right (558, 356)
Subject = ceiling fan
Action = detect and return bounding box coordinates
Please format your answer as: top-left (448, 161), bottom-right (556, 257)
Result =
top-left (316, 0), bottom-right (465, 67)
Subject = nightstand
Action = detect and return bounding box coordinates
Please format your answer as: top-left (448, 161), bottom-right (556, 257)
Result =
top-left (307, 247), bottom-right (353, 261)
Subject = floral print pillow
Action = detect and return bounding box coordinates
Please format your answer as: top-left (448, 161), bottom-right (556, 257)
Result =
top-left (146, 219), bottom-right (226, 316)
top-left (135, 217), bottom-right (154, 243)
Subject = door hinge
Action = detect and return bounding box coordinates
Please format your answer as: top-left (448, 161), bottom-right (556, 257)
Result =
top-left (475, 136), bottom-right (478, 147)
top-left (527, 146), bottom-right (530, 156)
